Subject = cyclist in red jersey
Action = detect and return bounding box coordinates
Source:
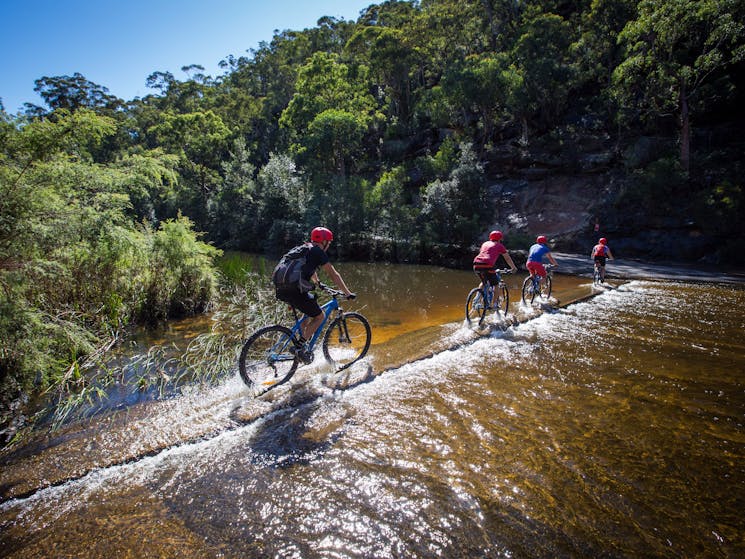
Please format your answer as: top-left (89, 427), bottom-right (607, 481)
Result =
top-left (590, 237), bottom-right (614, 282)
top-left (472, 230), bottom-right (518, 289)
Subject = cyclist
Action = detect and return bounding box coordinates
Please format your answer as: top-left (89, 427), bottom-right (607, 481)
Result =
top-left (591, 237), bottom-right (614, 283)
top-left (472, 230), bottom-right (518, 297)
top-left (526, 235), bottom-right (558, 286)
top-left (274, 227), bottom-right (355, 362)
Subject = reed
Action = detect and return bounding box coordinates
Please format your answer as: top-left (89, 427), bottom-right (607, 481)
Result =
top-left (9, 268), bottom-right (284, 446)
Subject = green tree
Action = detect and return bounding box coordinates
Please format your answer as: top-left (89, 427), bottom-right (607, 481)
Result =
top-left (32, 73), bottom-right (122, 113)
top-left (511, 11), bottom-right (576, 140)
top-left (147, 110), bottom-right (231, 227)
top-left (420, 141), bottom-right (487, 247)
top-left (210, 138), bottom-right (258, 250)
top-left (613, 0), bottom-right (745, 172)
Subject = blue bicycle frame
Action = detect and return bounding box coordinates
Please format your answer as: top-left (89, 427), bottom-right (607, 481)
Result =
top-left (289, 296), bottom-right (340, 351)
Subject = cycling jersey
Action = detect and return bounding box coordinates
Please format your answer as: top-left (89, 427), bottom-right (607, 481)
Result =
top-left (592, 244), bottom-right (608, 258)
top-left (527, 243), bottom-right (550, 263)
top-left (473, 240), bottom-right (507, 269)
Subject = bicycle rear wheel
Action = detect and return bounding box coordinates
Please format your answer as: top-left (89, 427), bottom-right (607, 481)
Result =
top-left (466, 288), bottom-right (487, 326)
top-left (593, 266), bottom-right (602, 285)
top-left (521, 277), bottom-right (536, 304)
top-left (238, 325), bottom-right (298, 391)
top-left (322, 312), bottom-right (372, 371)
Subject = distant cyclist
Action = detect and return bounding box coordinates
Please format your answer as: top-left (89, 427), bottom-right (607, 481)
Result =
top-left (273, 227), bottom-right (355, 362)
top-left (591, 237), bottom-right (614, 283)
top-left (472, 230), bottom-right (518, 290)
top-left (526, 235), bottom-right (558, 283)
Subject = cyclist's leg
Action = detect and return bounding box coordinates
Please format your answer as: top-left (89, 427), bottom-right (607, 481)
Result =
top-left (277, 289), bottom-right (322, 342)
top-left (595, 256), bottom-right (607, 282)
top-left (483, 269), bottom-right (499, 307)
top-left (527, 262), bottom-right (546, 290)
top-left (473, 267), bottom-right (488, 290)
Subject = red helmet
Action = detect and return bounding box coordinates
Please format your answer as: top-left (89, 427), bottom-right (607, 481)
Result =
top-left (536, 235), bottom-right (547, 244)
top-left (311, 227), bottom-right (334, 243)
top-left (599, 237), bottom-right (607, 245)
top-left (489, 230), bottom-right (503, 241)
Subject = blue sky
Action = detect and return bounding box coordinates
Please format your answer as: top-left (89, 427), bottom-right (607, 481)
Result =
top-left (1, 0), bottom-right (375, 114)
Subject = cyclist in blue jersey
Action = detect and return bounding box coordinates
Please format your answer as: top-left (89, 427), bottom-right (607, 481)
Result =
top-left (526, 235), bottom-right (558, 280)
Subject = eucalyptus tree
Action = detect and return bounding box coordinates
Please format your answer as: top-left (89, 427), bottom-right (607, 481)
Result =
top-left (613, 0), bottom-right (745, 172)
top-left (32, 73), bottom-right (122, 113)
top-left (510, 10), bottom-right (577, 141)
top-left (147, 110), bottom-right (231, 228)
top-left (280, 51), bottom-right (381, 175)
top-left (344, 25), bottom-right (417, 135)
top-left (572, 0), bottom-right (637, 124)
top-left (432, 52), bottom-right (523, 149)
top-left (420, 140), bottom-right (488, 248)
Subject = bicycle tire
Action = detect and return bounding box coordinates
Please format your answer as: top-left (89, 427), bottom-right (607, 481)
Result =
top-left (238, 325), bottom-right (298, 391)
top-left (593, 266), bottom-right (602, 285)
top-left (539, 275), bottom-right (552, 299)
top-left (322, 312), bottom-right (372, 371)
top-left (466, 287), bottom-right (487, 326)
top-left (498, 285), bottom-right (510, 315)
top-left (521, 277), bottom-right (536, 304)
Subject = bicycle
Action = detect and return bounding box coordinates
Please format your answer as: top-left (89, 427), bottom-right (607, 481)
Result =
top-left (521, 264), bottom-right (555, 305)
top-left (466, 268), bottom-right (513, 327)
top-left (238, 283), bottom-right (371, 394)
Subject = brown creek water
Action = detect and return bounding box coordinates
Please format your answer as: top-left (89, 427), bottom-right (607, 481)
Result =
top-left (1, 260), bottom-right (744, 558)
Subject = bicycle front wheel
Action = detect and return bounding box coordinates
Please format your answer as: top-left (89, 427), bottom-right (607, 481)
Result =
top-left (466, 288), bottom-right (487, 326)
top-left (539, 275), bottom-right (552, 299)
top-left (322, 312), bottom-right (372, 371)
top-left (521, 277), bottom-right (536, 304)
top-left (238, 325), bottom-right (298, 391)
top-left (497, 285), bottom-right (509, 315)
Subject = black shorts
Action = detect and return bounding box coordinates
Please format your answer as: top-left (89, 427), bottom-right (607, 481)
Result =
top-left (473, 266), bottom-right (500, 286)
top-left (594, 256), bottom-right (607, 266)
top-left (276, 288), bottom-right (322, 317)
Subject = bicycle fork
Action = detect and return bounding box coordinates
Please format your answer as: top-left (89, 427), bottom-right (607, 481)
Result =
top-left (333, 312), bottom-right (351, 344)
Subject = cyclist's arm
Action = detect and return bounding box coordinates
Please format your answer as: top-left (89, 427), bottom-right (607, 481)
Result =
top-left (547, 252), bottom-right (558, 266)
top-left (606, 248), bottom-right (614, 260)
top-left (503, 252), bottom-right (518, 272)
top-left (321, 262), bottom-right (353, 296)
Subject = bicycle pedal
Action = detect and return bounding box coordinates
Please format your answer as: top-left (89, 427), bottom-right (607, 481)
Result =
top-left (290, 345), bottom-right (314, 364)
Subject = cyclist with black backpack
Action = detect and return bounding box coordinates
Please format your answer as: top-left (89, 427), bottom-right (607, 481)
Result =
top-left (272, 227), bottom-right (355, 362)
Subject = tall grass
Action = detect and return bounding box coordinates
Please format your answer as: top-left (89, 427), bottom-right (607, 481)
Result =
top-left (4, 256), bottom-right (286, 447)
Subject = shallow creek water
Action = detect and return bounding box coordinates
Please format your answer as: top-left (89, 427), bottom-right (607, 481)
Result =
top-left (1, 261), bottom-right (744, 558)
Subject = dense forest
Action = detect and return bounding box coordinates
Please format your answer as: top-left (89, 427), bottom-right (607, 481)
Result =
top-left (1, 0), bottom-right (744, 440)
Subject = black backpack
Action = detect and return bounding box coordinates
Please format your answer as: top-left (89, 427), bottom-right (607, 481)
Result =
top-left (271, 243), bottom-right (314, 293)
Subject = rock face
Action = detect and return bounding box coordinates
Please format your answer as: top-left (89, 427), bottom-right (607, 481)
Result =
top-left (480, 134), bottom-right (726, 263)
top-left (487, 175), bottom-right (609, 243)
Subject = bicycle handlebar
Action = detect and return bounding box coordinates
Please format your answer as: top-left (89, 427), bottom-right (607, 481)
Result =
top-left (317, 283), bottom-right (356, 300)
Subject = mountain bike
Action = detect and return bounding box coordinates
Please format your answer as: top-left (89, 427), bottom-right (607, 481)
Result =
top-left (466, 268), bottom-right (513, 327)
top-left (238, 284), bottom-right (371, 394)
top-left (521, 264), bottom-right (555, 305)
